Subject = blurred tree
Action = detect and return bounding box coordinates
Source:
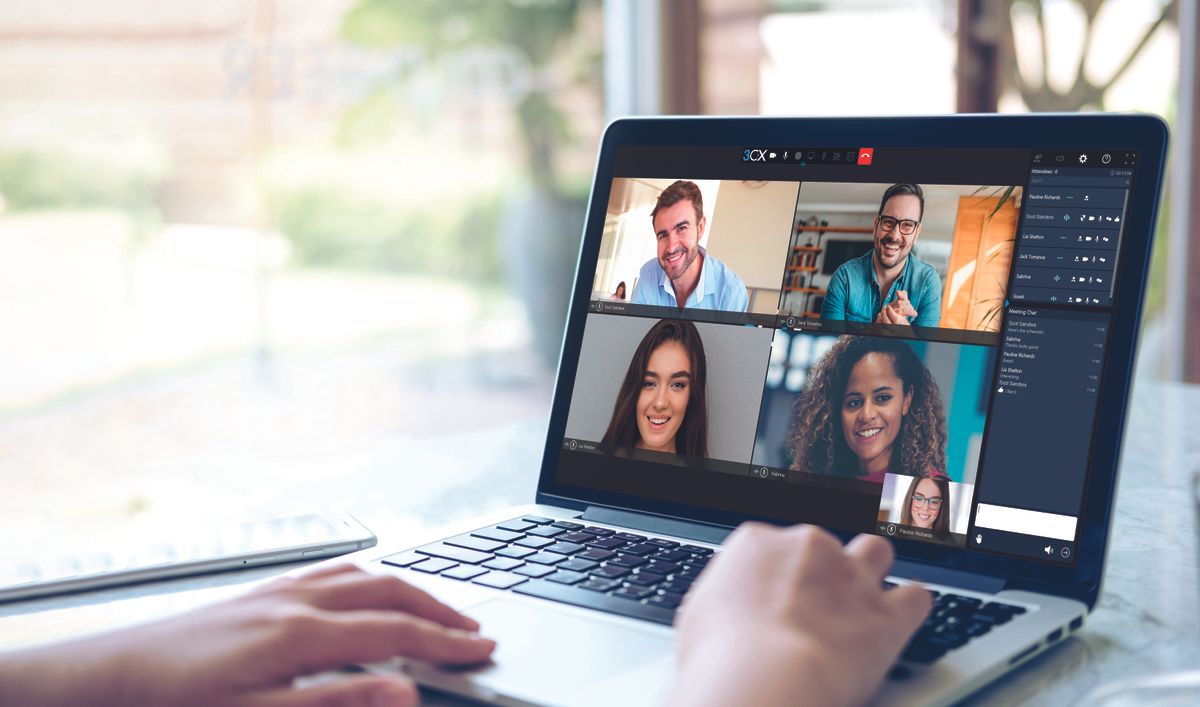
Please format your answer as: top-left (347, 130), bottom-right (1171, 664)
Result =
top-left (1000, 0), bottom-right (1177, 111)
top-left (340, 0), bottom-right (599, 367)
top-left (340, 0), bottom-right (592, 195)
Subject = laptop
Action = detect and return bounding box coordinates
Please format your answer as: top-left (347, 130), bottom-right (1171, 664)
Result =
top-left (336, 114), bottom-right (1167, 706)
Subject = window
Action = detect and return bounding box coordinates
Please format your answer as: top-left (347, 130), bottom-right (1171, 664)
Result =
top-left (0, 0), bottom-right (603, 561)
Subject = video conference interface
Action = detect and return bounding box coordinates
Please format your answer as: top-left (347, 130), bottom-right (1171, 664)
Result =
top-left (555, 145), bottom-right (1139, 565)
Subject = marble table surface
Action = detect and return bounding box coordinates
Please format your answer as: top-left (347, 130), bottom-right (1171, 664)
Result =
top-left (1, 379), bottom-right (1197, 706)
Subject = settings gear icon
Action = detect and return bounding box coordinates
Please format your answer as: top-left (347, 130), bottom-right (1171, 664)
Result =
top-left (1078, 154), bottom-right (1088, 164)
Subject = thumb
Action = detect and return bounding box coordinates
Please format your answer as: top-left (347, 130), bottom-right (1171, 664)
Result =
top-left (246, 674), bottom-right (419, 707)
top-left (896, 290), bottom-right (909, 300)
top-left (883, 583), bottom-right (934, 652)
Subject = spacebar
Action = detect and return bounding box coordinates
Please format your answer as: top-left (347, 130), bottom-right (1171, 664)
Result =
top-left (512, 580), bottom-right (676, 626)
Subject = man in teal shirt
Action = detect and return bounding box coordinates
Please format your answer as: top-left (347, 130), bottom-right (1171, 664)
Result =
top-left (631, 180), bottom-right (749, 312)
top-left (821, 183), bottom-right (942, 328)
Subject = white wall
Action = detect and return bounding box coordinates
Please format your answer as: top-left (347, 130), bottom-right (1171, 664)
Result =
top-left (704, 180), bottom-right (799, 290)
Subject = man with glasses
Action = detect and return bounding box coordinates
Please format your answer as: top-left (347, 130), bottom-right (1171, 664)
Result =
top-left (821, 183), bottom-right (942, 328)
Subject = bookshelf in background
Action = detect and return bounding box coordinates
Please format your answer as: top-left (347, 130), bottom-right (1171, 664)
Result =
top-left (783, 225), bottom-right (872, 317)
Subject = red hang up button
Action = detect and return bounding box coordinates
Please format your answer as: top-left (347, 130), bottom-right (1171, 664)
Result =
top-left (857, 147), bottom-right (874, 166)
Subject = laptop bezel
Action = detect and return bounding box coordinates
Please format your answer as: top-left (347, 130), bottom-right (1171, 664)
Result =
top-left (535, 114), bottom-right (1168, 609)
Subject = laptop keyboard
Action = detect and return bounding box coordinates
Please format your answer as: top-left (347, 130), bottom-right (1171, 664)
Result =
top-left (380, 515), bottom-right (712, 626)
top-left (380, 515), bottom-right (1028, 667)
top-left (883, 580), bottom-right (1028, 669)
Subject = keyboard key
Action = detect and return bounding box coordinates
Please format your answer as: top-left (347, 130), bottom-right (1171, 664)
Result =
top-left (551, 520), bottom-right (584, 530)
top-left (978, 601), bottom-right (1023, 616)
top-left (559, 532), bottom-right (595, 544)
top-left (496, 545), bottom-right (538, 559)
top-left (965, 622), bottom-right (993, 637)
top-left (473, 572), bottom-right (528, 590)
top-left (544, 542), bottom-right (585, 556)
top-left (527, 526), bottom-right (567, 538)
top-left (471, 528), bottom-right (524, 543)
top-left (647, 592), bottom-right (683, 609)
top-left (578, 578), bottom-right (621, 592)
top-left (442, 566), bottom-right (489, 581)
top-left (381, 551), bottom-right (425, 568)
top-left (514, 536), bottom-right (555, 550)
top-left (647, 539), bottom-right (680, 549)
top-left (613, 586), bottom-right (654, 600)
top-left (681, 545), bottom-right (713, 556)
top-left (661, 580), bottom-right (693, 594)
top-left (615, 532), bottom-right (646, 543)
top-left (417, 544), bottom-right (492, 565)
top-left (681, 555), bottom-right (709, 568)
top-left (591, 565), bottom-right (630, 580)
top-left (412, 558), bottom-right (458, 574)
top-left (940, 593), bottom-right (982, 608)
top-left (515, 564), bottom-right (557, 578)
top-left (653, 549), bottom-right (690, 563)
top-left (625, 571), bottom-right (665, 587)
top-left (482, 557), bottom-right (524, 571)
top-left (583, 526), bottom-right (615, 536)
top-left (557, 558), bottom-right (599, 573)
top-left (497, 520), bottom-right (536, 533)
top-left (645, 561), bottom-right (682, 576)
top-left (927, 633), bottom-right (969, 650)
top-left (680, 565), bottom-right (703, 578)
top-left (887, 665), bottom-right (913, 681)
top-left (620, 543), bottom-right (659, 556)
top-left (446, 535), bottom-right (507, 553)
top-left (901, 642), bottom-right (947, 664)
top-left (526, 553), bottom-right (566, 566)
top-left (931, 607), bottom-right (971, 624)
top-left (513, 580), bottom-right (676, 626)
top-left (522, 515), bottom-right (554, 525)
top-left (969, 611), bottom-right (1013, 625)
top-left (546, 570), bottom-right (588, 585)
top-left (578, 548), bottom-right (616, 562)
top-left (585, 537), bottom-right (626, 550)
top-left (609, 554), bottom-right (646, 568)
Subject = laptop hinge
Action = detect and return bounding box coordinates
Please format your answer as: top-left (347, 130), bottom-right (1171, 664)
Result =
top-left (891, 559), bottom-right (1007, 594)
top-left (580, 506), bottom-right (732, 545)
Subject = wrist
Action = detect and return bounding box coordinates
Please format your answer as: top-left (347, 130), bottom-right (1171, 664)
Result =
top-left (0, 636), bottom-right (130, 706)
top-left (670, 632), bottom-right (839, 707)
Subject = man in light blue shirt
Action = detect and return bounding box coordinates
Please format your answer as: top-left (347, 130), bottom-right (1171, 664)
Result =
top-left (631, 180), bottom-right (749, 313)
top-left (821, 183), bottom-right (942, 328)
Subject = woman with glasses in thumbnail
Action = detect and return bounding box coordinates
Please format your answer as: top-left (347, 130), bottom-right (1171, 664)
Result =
top-left (600, 319), bottom-right (709, 458)
top-left (789, 336), bottom-right (946, 483)
top-left (901, 474), bottom-right (952, 542)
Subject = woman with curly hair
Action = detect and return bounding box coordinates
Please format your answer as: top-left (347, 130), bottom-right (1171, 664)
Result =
top-left (788, 336), bottom-right (947, 483)
top-left (601, 319), bottom-right (709, 458)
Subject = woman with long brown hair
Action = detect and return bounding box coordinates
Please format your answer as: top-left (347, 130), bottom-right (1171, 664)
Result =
top-left (601, 319), bottom-right (708, 458)
top-left (789, 336), bottom-right (947, 483)
top-left (901, 474), bottom-right (952, 542)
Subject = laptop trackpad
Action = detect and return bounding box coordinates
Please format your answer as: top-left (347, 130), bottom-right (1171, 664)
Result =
top-left (412, 597), bottom-right (675, 706)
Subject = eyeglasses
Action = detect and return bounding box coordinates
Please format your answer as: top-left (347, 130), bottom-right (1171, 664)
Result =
top-left (911, 494), bottom-right (943, 509)
top-left (878, 215), bottom-right (920, 235)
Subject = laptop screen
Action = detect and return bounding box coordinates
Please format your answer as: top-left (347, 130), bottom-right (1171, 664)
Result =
top-left (555, 143), bottom-right (1142, 567)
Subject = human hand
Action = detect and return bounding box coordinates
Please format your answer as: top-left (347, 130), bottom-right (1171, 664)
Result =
top-left (876, 290), bottom-right (917, 325)
top-left (0, 564), bottom-right (494, 707)
top-left (893, 290), bottom-right (918, 318)
top-left (669, 524), bottom-right (931, 707)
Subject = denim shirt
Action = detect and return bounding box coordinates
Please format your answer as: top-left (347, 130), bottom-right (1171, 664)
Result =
top-left (821, 249), bottom-right (942, 327)
top-left (631, 247), bottom-right (749, 312)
